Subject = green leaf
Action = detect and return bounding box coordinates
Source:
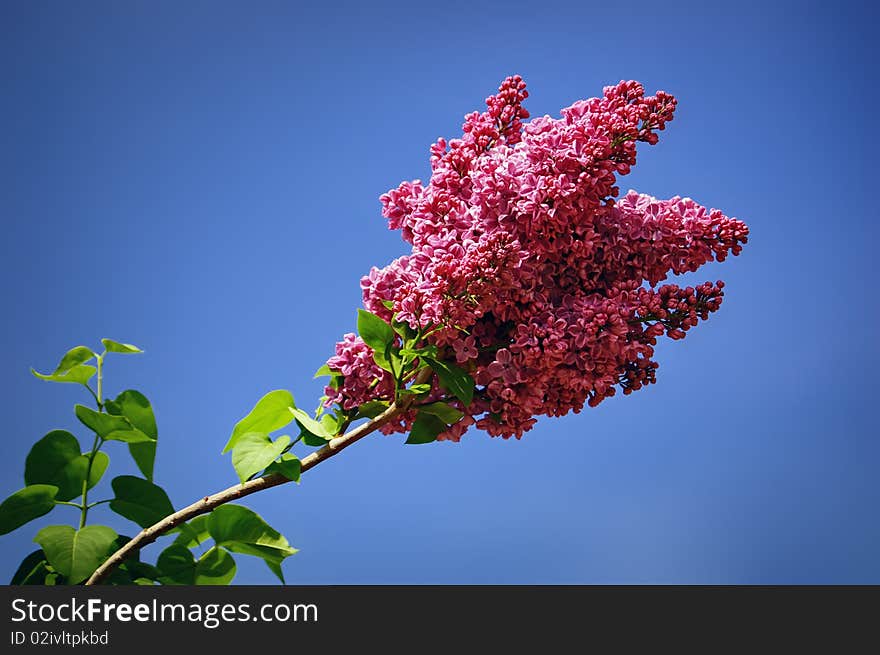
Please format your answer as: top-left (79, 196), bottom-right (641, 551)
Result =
top-left (0, 485), bottom-right (58, 535)
top-left (208, 505), bottom-right (297, 580)
top-left (156, 543), bottom-right (195, 585)
top-left (24, 430), bottom-right (109, 502)
top-left (101, 339), bottom-right (143, 354)
top-left (313, 364), bottom-right (334, 378)
top-left (106, 390), bottom-right (158, 480)
top-left (53, 346), bottom-right (96, 374)
top-left (357, 309), bottom-right (396, 371)
top-left (264, 454), bottom-right (301, 482)
top-left (109, 476), bottom-right (175, 528)
top-left (34, 524), bottom-right (118, 584)
top-left (380, 299), bottom-right (395, 310)
top-left (425, 358), bottom-right (475, 406)
top-left (10, 550), bottom-right (51, 585)
top-left (31, 364), bottom-right (97, 386)
top-left (408, 383), bottom-right (432, 395)
top-left (291, 407), bottom-right (332, 440)
top-left (74, 404), bottom-right (154, 443)
top-left (196, 546), bottom-right (236, 585)
top-left (300, 432), bottom-right (328, 447)
top-left (173, 515), bottom-right (211, 548)
top-left (406, 412), bottom-right (447, 445)
top-left (222, 390), bottom-right (295, 454)
top-left (355, 400), bottom-right (390, 419)
top-left (418, 402), bottom-right (465, 424)
top-left (231, 432), bottom-right (291, 484)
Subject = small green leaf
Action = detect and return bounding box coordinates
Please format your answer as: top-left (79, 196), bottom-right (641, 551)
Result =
top-left (53, 346), bottom-right (96, 374)
top-left (406, 412), bottom-right (447, 445)
top-left (313, 364), bottom-right (334, 378)
top-left (0, 485), bottom-right (58, 535)
top-left (425, 358), bottom-right (475, 406)
top-left (10, 550), bottom-right (51, 585)
top-left (109, 476), bottom-right (175, 529)
top-left (222, 390), bottom-right (295, 454)
top-left (264, 454), bottom-right (301, 482)
top-left (408, 383), bottom-right (432, 395)
top-left (156, 543), bottom-right (195, 585)
top-left (74, 404), bottom-right (154, 443)
top-left (101, 339), bottom-right (143, 354)
top-left (106, 390), bottom-right (158, 481)
top-left (357, 309), bottom-right (396, 370)
top-left (31, 364), bottom-right (97, 386)
top-left (418, 402), bottom-right (465, 424)
top-left (231, 432), bottom-right (291, 484)
top-left (34, 524), bottom-right (118, 584)
top-left (355, 400), bottom-right (390, 419)
top-left (208, 505), bottom-right (297, 579)
top-left (173, 515), bottom-right (210, 548)
top-left (195, 546), bottom-right (236, 585)
top-left (290, 407), bottom-right (332, 440)
top-left (380, 299), bottom-right (395, 310)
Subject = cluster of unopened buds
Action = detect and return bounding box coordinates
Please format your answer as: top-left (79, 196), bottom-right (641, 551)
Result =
top-left (323, 76), bottom-right (748, 441)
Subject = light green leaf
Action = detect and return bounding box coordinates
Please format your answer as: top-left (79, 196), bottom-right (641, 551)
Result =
top-left (106, 390), bottom-right (157, 481)
top-left (357, 309), bottom-right (396, 372)
top-left (222, 390), bottom-right (295, 454)
top-left (313, 364), bottom-right (334, 378)
top-left (418, 402), bottom-right (465, 424)
top-left (231, 432), bottom-right (291, 484)
top-left (31, 364), bottom-right (97, 386)
top-left (425, 357), bottom-right (475, 406)
top-left (172, 515), bottom-right (210, 548)
top-left (208, 505), bottom-right (297, 580)
top-left (156, 543), bottom-right (195, 585)
top-left (101, 339), bottom-right (143, 354)
top-left (408, 383), bottom-right (432, 395)
top-left (356, 400), bottom-right (390, 419)
top-left (290, 407), bottom-right (332, 440)
top-left (406, 412), bottom-right (447, 445)
top-left (53, 346), bottom-right (96, 374)
top-left (34, 524), bottom-right (117, 584)
top-left (109, 476), bottom-right (175, 528)
top-left (195, 546), bottom-right (236, 585)
top-left (264, 454), bottom-right (301, 482)
top-left (74, 404), bottom-right (154, 443)
top-left (0, 485), bottom-right (58, 535)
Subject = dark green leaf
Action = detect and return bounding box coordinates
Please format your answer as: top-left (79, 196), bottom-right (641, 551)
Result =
top-left (418, 402), bottom-right (465, 424)
top-left (10, 550), bottom-right (50, 585)
top-left (24, 431), bottom-right (109, 502)
top-left (106, 390), bottom-right (158, 480)
top-left (101, 339), bottom-right (143, 354)
top-left (406, 412), bottom-right (447, 445)
top-left (425, 358), bottom-right (475, 406)
top-left (231, 432), bottom-right (291, 483)
top-left (109, 476), bottom-right (175, 528)
top-left (74, 404), bottom-right (154, 443)
top-left (31, 364), bottom-right (97, 386)
top-left (222, 390), bottom-right (295, 453)
top-left (0, 485), bottom-right (58, 535)
top-left (301, 432), bottom-right (328, 447)
top-left (156, 544), bottom-right (195, 585)
top-left (195, 546), bottom-right (236, 585)
top-left (264, 454), bottom-right (301, 482)
top-left (291, 407), bottom-right (332, 440)
top-left (34, 524), bottom-right (117, 584)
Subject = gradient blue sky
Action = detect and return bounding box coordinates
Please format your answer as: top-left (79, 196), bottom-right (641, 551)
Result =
top-left (2, 1), bottom-right (877, 584)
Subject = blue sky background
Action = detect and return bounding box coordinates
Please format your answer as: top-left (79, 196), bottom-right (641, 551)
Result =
top-left (1, 1), bottom-right (877, 584)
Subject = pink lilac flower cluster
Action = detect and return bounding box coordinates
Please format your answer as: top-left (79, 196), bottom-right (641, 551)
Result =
top-left (324, 76), bottom-right (748, 440)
